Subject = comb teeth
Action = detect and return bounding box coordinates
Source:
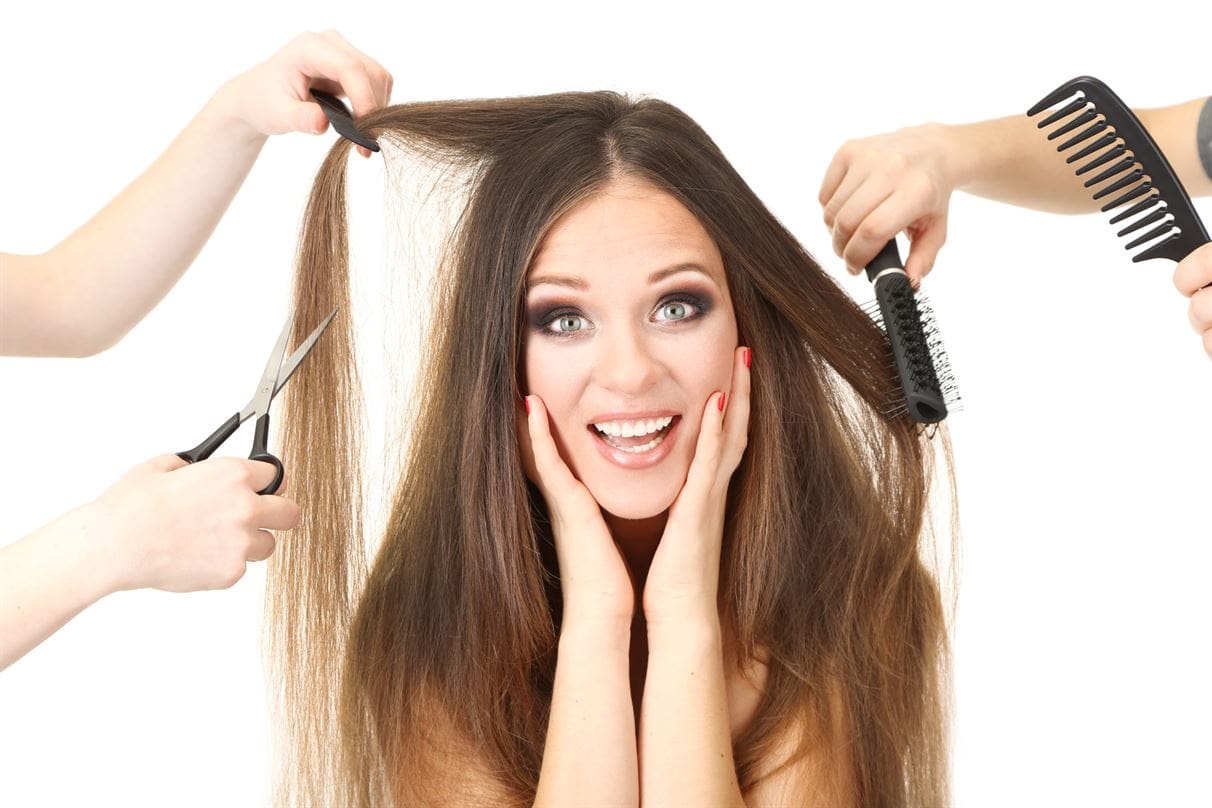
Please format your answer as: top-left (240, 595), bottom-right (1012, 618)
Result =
top-left (1028, 77), bottom-right (1209, 264)
top-left (1066, 132), bottom-right (1119, 163)
top-left (1115, 206), bottom-right (1169, 237)
top-left (1082, 156), bottom-right (1135, 187)
top-left (1108, 191), bottom-right (1160, 224)
top-left (1075, 143), bottom-right (1126, 175)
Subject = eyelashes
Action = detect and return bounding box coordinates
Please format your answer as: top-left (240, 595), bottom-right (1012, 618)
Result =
top-left (529, 292), bottom-right (712, 339)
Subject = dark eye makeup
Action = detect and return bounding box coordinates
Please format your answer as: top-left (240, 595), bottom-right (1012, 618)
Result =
top-left (527, 290), bottom-right (714, 338)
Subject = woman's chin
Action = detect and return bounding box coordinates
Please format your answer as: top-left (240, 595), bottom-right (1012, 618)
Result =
top-left (600, 502), bottom-right (668, 521)
top-left (590, 482), bottom-right (677, 522)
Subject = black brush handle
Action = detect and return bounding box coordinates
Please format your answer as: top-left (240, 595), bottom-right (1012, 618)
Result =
top-left (865, 239), bottom-right (905, 283)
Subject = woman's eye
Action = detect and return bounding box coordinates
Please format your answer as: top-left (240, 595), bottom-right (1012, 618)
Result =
top-left (654, 297), bottom-right (702, 322)
top-left (548, 314), bottom-right (588, 334)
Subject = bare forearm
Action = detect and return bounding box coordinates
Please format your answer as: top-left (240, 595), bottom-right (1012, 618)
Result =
top-left (0, 81), bottom-right (266, 357)
top-left (0, 504), bottom-right (121, 670)
top-left (640, 614), bottom-right (744, 807)
top-left (945, 98), bottom-right (1212, 214)
top-left (534, 619), bottom-right (638, 807)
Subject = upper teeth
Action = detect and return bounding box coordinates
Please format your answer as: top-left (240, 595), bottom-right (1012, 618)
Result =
top-left (593, 416), bottom-right (673, 438)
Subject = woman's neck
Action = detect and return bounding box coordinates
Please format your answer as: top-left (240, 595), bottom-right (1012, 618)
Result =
top-left (603, 510), bottom-right (667, 591)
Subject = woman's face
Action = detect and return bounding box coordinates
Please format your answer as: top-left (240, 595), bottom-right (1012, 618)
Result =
top-left (522, 175), bottom-right (738, 519)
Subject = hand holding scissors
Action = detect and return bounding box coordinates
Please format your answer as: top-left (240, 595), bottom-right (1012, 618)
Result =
top-left (177, 307), bottom-right (338, 494)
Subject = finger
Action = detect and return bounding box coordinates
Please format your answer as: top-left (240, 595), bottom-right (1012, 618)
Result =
top-left (244, 459), bottom-right (281, 493)
top-left (307, 77), bottom-right (346, 97)
top-left (288, 99), bottom-right (329, 135)
top-left (820, 166), bottom-right (866, 236)
top-left (818, 146), bottom-right (852, 214)
top-left (361, 54), bottom-right (393, 109)
top-left (256, 495), bottom-right (301, 531)
top-left (833, 181), bottom-right (897, 272)
top-left (147, 453), bottom-right (191, 473)
top-left (720, 346), bottom-right (752, 474)
top-left (294, 34), bottom-right (378, 121)
top-left (246, 529), bottom-right (277, 563)
top-left (318, 29), bottom-right (392, 114)
top-left (841, 185), bottom-right (939, 274)
top-left (524, 395), bottom-right (581, 497)
top-left (903, 217), bottom-right (947, 284)
top-left (683, 389), bottom-right (728, 495)
top-left (1188, 286), bottom-right (1212, 335)
top-left (1202, 328), bottom-right (1212, 360)
top-left (1173, 243), bottom-right (1212, 297)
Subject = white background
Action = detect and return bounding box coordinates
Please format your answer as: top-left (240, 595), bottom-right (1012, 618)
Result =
top-left (2, 1), bottom-right (1209, 806)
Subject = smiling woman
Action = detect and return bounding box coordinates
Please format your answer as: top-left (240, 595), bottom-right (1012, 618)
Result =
top-left (270, 91), bottom-right (958, 808)
top-left (522, 177), bottom-right (739, 521)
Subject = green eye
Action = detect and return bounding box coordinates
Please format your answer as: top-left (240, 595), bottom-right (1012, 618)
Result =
top-left (551, 314), bottom-right (586, 333)
top-left (656, 297), bottom-right (705, 322)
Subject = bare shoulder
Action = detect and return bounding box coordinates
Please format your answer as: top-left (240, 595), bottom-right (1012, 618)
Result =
top-left (389, 686), bottom-right (519, 808)
top-left (729, 656), bottom-right (859, 808)
top-left (743, 717), bottom-right (859, 808)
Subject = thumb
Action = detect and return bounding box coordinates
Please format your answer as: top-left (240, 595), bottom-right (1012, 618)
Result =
top-left (244, 458), bottom-right (283, 493)
top-left (145, 453), bottom-right (191, 473)
top-left (293, 101), bottom-right (328, 135)
top-left (904, 219), bottom-right (947, 285)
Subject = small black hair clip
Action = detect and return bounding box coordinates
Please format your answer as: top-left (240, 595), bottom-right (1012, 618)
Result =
top-left (309, 88), bottom-right (380, 152)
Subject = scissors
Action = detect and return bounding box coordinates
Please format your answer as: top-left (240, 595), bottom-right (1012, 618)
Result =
top-left (176, 307), bottom-right (339, 495)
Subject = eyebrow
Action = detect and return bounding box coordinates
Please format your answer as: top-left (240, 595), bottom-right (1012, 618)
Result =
top-left (527, 263), bottom-right (717, 292)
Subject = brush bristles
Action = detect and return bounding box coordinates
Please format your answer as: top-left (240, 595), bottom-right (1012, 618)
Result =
top-left (861, 282), bottom-right (961, 427)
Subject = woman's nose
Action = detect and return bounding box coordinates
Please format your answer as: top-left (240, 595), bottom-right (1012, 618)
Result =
top-left (595, 326), bottom-right (661, 395)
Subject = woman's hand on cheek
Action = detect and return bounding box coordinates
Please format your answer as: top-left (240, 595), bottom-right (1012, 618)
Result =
top-left (521, 395), bottom-right (636, 630)
top-left (643, 347), bottom-right (751, 628)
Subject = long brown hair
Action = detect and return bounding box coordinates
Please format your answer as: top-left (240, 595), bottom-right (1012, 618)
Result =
top-left (268, 91), bottom-right (958, 807)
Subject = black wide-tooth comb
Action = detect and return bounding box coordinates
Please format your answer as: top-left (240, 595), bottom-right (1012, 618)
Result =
top-left (861, 238), bottom-right (960, 425)
top-left (1027, 76), bottom-right (1209, 265)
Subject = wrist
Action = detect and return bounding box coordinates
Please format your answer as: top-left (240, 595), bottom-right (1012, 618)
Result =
top-left (203, 77), bottom-right (269, 150)
top-left (558, 613), bottom-right (633, 650)
top-left (560, 584), bottom-right (637, 631)
top-left (931, 121), bottom-right (978, 192)
top-left (643, 597), bottom-right (721, 636)
top-left (40, 504), bottom-right (128, 603)
top-left (645, 609), bottom-right (722, 648)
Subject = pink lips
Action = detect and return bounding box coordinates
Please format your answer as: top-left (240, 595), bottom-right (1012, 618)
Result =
top-left (587, 415), bottom-right (681, 470)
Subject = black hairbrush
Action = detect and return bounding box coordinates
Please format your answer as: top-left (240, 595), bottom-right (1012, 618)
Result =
top-left (861, 238), bottom-right (959, 425)
top-left (1027, 76), bottom-right (1209, 265)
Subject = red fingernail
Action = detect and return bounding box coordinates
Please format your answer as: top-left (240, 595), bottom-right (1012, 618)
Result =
top-left (717, 392), bottom-right (726, 412)
top-left (744, 348), bottom-right (751, 369)
top-left (523, 396), bottom-right (531, 414)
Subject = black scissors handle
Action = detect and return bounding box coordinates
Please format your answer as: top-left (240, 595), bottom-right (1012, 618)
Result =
top-left (249, 413), bottom-right (285, 495)
top-left (176, 412), bottom-right (284, 495)
top-left (177, 413), bottom-right (240, 465)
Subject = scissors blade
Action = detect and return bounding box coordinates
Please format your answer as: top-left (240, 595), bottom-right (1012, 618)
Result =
top-left (246, 308), bottom-right (297, 420)
top-left (272, 307), bottom-right (339, 399)
top-left (238, 307), bottom-right (339, 420)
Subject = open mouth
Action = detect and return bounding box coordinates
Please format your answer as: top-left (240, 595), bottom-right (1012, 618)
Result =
top-left (588, 415), bottom-right (680, 455)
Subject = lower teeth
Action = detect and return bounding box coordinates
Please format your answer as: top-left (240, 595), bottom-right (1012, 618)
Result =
top-left (603, 429), bottom-right (668, 454)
